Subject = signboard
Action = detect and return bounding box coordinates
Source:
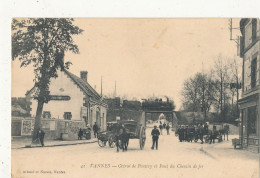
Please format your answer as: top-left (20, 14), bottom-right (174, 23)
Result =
top-left (50, 95), bottom-right (71, 101)
top-left (21, 120), bottom-right (32, 136)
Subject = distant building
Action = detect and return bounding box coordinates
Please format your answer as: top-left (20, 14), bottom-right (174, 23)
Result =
top-left (238, 18), bottom-right (260, 153)
top-left (11, 97), bottom-right (31, 117)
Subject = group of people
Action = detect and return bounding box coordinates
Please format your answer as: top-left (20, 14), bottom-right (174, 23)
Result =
top-left (158, 122), bottom-right (170, 135)
top-left (176, 123), bottom-right (222, 144)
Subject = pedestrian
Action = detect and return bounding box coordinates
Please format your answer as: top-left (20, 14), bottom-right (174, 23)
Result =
top-left (37, 129), bottom-right (45, 147)
top-left (176, 125), bottom-right (181, 142)
top-left (204, 122), bottom-right (209, 135)
top-left (151, 125), bottom-right (160, 150)
top-left (199, 124), bottom-right (204, 144)
top-left (159, 124), bottom-right (163, 135)
top-left (166, 124), bottom-right (170, 135)
top-left (209, 130), bottom-right (215, 144)
top-left (93, 122), bottom-right (99, 138)
top-left (78, 128), bottom-right (83, 140)
top-left (184, 125), bottom-right (189, 142)
top-left (163, 122), bottom-right (166, 129)
top-left (180, 125), bottom-right (185, 142)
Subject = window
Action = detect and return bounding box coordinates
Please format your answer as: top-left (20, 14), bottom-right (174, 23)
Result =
top-left (247, 106), bottom-right (257, 135)
top-left (64, 112), bottom-right (72, 120)
top-left (251, 58), bottom-right (257, 89)
top-left (252, 19), bottom-right (257, 41)
top-left (43, 111), bottom-right (51, 119)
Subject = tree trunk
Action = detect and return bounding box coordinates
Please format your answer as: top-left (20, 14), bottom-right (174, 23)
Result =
top-left (32, 100), bottom-right (44, 141)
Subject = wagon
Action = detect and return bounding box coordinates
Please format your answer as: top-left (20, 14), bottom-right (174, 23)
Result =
top-left (204, 123), bottom-right (223, 143)
top-left (97, 122), bottom-right (118, 148)
top-left (119, 120), bottom-right (146, 150)
top-left (97, 119), bottom-right (146, 150)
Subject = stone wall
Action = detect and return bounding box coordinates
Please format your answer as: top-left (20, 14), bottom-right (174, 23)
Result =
top-left (11, 117), bottom-right (86, 140)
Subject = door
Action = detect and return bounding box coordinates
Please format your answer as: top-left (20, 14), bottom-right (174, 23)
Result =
top-left (96, 108), bottom-right (101, 130)
top-left (12, 120), bottom-right (21, 136)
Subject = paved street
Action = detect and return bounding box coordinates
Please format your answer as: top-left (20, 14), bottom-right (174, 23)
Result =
top-left (12, 128), bottom-right (259, 178)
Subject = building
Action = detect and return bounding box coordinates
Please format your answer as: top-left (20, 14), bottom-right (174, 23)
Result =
top-left (238, 18), bottom-right (260, 153)
top-left (25, 69), bottom-right (107, 139)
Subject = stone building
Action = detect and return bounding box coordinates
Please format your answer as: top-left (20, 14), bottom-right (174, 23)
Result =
top-left (25, 69), bottom-right (107, 139)
top-left (238, 18), bottom-right (260, 153)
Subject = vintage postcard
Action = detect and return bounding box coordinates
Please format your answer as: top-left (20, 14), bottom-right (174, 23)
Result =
top-left (11, 18), bottom-right (259, 178)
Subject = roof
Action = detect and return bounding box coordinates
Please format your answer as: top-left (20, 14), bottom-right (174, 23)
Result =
top-left (26, 69), bottom-right (106, 106)
top-left (12, 105), bottom-right (27, 114)
top-left (64, 69), bottom-right (102, 101)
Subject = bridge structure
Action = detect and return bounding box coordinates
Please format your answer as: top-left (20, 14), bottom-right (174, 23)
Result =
top-left (142, 99), bottom-right (177, 129)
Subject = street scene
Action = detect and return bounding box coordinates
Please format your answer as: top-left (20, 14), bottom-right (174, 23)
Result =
top-left (12, 128), bottom-right (258, 178)
top-left (11, 18), bottom-right (260, 178)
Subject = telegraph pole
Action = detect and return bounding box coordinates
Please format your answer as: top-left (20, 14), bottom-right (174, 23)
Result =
top-left (101, 76), bottom-right (103, 97)
top-left (114, 80), bottom-right (117, 97)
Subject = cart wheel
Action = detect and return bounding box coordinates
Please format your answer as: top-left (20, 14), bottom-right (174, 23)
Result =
top-left (108, 135), bottom-right (116, 148)
top-left (98, 139), bottom-right (105, 147)
top-left (139, 127), bottom-right (146, 150)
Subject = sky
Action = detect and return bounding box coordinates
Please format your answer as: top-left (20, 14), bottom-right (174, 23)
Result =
top-left (11, 18), bottom-right (241, 110)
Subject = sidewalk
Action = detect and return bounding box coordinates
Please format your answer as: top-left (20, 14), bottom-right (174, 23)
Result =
top-left (12, 137), bottom-right (98, 149)
top-left (200, 135), bottom-right (259, 161)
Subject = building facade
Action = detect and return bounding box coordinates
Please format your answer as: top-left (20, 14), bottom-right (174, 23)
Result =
top-left (238, 18), bottom-right (260, 153)
top-left (26, 69), bottom-right (107, 138)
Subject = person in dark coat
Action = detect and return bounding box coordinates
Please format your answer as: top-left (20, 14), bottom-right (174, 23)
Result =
top-left (184, 125), bottom-right (189, 141)
top-left (37, 129), bottom-right (45, 147)
top-left (163, 122), bottom-right (166, 129)
top-left (179, 126), bottom-right (185, 142)
top-left (93, 122), bottom-right (99, 138)
top-left (159, 124), bottom-right (163, 135)
top-left (78, 128), bottom-right (83, 140)
top-left (199, 124), bottom-right (204, 144)
top-left (209, 130), bottom-right (215, 144)
top-left (166, 124), bottom-right (170, 135)
top-left (151, 125), bottom-right (160, 150)
top-left (176, 125), bottom-right (181, 142)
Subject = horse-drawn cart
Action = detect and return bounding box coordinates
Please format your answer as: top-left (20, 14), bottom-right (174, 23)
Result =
top-left (97, 119), bottom-right (146, 150)
top-left (119, 120), bottom-right (146, 150)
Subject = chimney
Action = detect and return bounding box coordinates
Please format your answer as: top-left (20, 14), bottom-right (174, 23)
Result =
top-left (80, 71), bottom-right (88, 82)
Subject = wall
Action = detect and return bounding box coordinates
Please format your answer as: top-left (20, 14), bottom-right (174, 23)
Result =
top-left (29, 70), bottom-right (85, 121)
top-left (11, 117), bottom-right (86, 140)
top-left (242, 19), bottom-right (260, 94)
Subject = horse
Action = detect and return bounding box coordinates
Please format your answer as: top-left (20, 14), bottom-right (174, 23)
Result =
top-left (116, 128), bottom-right (130, 152)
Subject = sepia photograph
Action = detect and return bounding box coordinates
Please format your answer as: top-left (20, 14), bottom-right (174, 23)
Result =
top-left (10, 18), bottom-right (260, 178)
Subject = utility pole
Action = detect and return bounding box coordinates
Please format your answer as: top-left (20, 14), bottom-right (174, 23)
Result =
top-left (202, 61), bottom-right (206, 121)
top-left (114, 80), bottom-right (117, 97)
top-left (101, 76), bottom-right (103, 97)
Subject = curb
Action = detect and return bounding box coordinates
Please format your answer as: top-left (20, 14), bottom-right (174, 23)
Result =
top-left (13, 140), bottom-right (98, 149)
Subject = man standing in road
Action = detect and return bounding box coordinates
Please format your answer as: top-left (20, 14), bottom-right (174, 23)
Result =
top-left (159, 124), bottom-right (163, 135)
top-left (166, 123), bottom-right (170, 135)
top-left (151, 125), bottom-right (160, 150)
top-left (93, 122), bottom-right (99, 138)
